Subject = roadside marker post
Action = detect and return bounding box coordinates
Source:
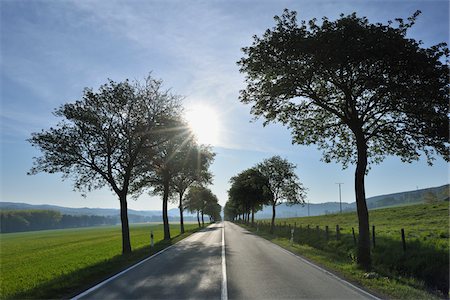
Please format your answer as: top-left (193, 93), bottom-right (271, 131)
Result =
top-left (290, 228), bottom-right (294, 245)
top-left (150, 231), bottom-right (154, 248)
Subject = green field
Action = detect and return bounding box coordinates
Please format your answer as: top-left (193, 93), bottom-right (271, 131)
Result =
top-left (0, 223), bottom-right (198, 299)
top-left (274, 201), bottom-right (449, 247)
top-left (249, 202), bottom-right (449, 298)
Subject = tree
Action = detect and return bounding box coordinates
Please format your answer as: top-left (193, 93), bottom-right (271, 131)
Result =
top-left (257, 156), bottom-right (306, 233)
top-left (228, 167), bottom-right (270, 226)
top-left (204, 196), bottom-right (222, 222)
top-left (171, 145), bottom-right (214, 234)
top-left (28, 75), bottom-right (181, 254)
top-left (135, 118), bottom-right (191, 240)
top-left (238, 10), bottom-right (449, 269)
top-left (224, 199), bottom-right (240, 221)
top-left (134, 120), bottom-right (215, 240)
top-left (184, 185), bottom-right (218, 227)
top-left (184, 186), bottom-right (203, 227)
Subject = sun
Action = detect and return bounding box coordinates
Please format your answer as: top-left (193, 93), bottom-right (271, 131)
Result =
top-left (185, 105), bottom-right (220, 146)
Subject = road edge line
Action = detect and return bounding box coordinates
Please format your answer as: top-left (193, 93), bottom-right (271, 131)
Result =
top-left (221, 221), bottom-right (228, 300)
top-left (71, 226), bottom-right (210, 300)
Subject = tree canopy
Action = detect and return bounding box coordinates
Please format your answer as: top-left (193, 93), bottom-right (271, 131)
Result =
top-left (184, 185), bottom-right (220, 227)
top-left (257, 156), bottom-right (306, 232)
top-left (170, 144), bottom-right (215, 233)
top-left (228, 167), bottom-right (271, 225)
top-left (238, 9), bottom-right (449, 269)
top-left (225, 156), bottom-right (305, 231)
top-left (238, 10), bottom-right (448, 167)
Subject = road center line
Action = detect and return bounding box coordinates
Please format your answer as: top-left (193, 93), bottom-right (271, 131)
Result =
top-left (221, 222), bottom-right (228, 300)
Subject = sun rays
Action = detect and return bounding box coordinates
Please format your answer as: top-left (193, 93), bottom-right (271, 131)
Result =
top-left (185, 104), bottom-right (220, 146)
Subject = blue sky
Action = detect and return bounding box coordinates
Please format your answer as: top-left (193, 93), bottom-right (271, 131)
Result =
top-left (1, 0), bottom-right (448, 211)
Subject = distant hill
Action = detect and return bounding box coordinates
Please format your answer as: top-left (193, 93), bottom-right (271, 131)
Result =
top-left (255, 184), bottom-right (449, 219)
top-left (365, 184), bottom-right (448, 208)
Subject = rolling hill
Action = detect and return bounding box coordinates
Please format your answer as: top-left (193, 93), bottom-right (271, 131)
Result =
top-left (254, 184), bottom-right (448, 219)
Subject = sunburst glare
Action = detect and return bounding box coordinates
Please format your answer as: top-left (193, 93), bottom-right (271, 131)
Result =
top-left (185, 105), bottom-right (220, 146)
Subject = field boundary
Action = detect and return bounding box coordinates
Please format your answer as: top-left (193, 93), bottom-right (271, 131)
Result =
top-left (71, 224), bottom-right (213, 299)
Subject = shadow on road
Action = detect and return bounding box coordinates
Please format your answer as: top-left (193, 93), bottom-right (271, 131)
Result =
top-left (79, 232), bottom-right (222, 299)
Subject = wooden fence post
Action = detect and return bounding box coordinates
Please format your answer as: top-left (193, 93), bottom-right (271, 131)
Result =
top-left (325, 225), bottom-right (329, 241)
top-left (352, 227), bottom-right (356, 245)
top-left (401, 228), bottom-right (406, 252)
top-left (336, 224), bottom-right (340, 240)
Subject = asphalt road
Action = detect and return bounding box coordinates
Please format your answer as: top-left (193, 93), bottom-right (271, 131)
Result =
top-left (75, 221), bottom-right (377, 300)
top-left (77, 223), bottom-right (223, 300)
top-left (225, 221), bottom-right (375, 300)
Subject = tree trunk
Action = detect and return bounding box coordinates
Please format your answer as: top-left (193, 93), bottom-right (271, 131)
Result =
top-left (251, 206), bottom-right (255, 227)
top-left (197, 210), bottom-right (201, 227)
top-left (201, 211), bottom-right (204, 226)
top-left (179, 193), bottom-right (185, 234)
top-left (270, 202), bottom-right (276, 234)
top-left (119, 193), bottom-right (132, 254)
top-left (162, 179), bottom-right (171, 240)
top-left (355, 133), bottom-right (371, 270)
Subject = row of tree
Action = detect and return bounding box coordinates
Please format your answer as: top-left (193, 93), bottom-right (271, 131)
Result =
top-left (29, 76), bottom-right (220, 254)
top-left (0, 210), bottom-right (118, 233)
top-left (225, 156), bottom-right (306, 233)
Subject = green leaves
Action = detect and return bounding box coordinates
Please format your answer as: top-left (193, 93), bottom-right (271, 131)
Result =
top-left (225, 156), bottom-right (307, 221)
top-left (184, 186), bottom-right (220, 220)
top-left (29, 75), bottom-right (183, 197)
top-left (257, 156), bottom-right (306, 206)
top-left (238, 9), bottom-right (449, 168)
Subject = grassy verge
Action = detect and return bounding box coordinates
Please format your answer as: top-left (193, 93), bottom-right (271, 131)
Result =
top-left (237, 202), bottom-right (448, 299)
top-left (0, 223), bottom-right (202, 299)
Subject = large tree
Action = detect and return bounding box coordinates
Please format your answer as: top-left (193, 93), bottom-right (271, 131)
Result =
top-left (238, 10), bottom-right (449, 269)
top-left (28, 76), bottom-right (181, 254)
top-left (257, 156), bottom-right (306, 233)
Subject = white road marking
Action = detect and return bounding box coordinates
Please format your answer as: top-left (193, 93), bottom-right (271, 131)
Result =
top-left (221, 222), bottom-right (228, 300)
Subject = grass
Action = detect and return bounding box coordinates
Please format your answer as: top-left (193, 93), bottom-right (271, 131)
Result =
top-left (241, 202), bottom-right (449, 299)
top-left (0, 223), bottom-right (200, 299)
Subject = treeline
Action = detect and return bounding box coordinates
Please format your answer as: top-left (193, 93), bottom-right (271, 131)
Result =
top-left (0, 210), bottom-right (204, 233)
top-left (0, 210), bottom-right (117, 233)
